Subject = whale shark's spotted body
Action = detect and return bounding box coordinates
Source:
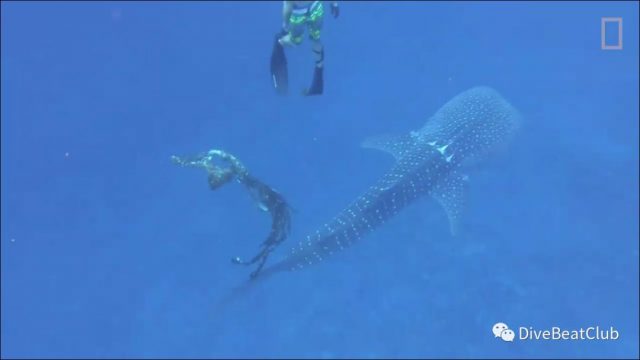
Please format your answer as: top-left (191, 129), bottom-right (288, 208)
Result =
top-left (259, 86), bottom-right (521, 278)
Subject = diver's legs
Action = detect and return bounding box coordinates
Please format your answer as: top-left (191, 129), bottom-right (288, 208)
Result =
top-left (306, 1), bottom-right (324, 95)
top-left (279, 12), bottom-right (306, 47)
top-left (312, 40), bottom-right (324, 68)
top-left (308, 0), bottom-right (324, 67)
top-left (304, 39), bottom-right (324, 96)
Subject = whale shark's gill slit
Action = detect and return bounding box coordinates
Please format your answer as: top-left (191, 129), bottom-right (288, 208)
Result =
top-left (436, 143), bottom-right (450, 155)
top-left (260, 87), bottom-right (521, 278)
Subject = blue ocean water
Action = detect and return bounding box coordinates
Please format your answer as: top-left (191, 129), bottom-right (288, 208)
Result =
top-left (1, 1), bottom-right (638, 358)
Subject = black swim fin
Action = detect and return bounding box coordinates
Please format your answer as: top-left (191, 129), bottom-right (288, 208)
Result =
top-left (270, 32), bottom-right (288, 95)
top-left (303, 66), bottom-right (323, 96)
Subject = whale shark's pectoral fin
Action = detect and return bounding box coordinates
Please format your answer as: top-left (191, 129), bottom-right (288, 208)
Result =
top-left (430, 170), bottom-right (468, 236)
top-left (361, 133), bottom-right (417, 160)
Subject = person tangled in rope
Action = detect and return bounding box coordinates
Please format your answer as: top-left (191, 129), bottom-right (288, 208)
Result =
top-left (171, 149), bottom-right (292, 279)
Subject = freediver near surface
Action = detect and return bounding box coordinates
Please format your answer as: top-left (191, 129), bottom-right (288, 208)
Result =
top-left (270, 1), bottom-right (340, 96)
top-left (171, 149), bottom-right (292, 279)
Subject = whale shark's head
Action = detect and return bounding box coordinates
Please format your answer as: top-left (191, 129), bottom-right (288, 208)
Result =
top-left (414, 86), bottom-right (522, 166)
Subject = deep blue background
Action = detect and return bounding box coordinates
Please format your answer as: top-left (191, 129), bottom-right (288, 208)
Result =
top-left (2, 1), bottom-right (638, 358)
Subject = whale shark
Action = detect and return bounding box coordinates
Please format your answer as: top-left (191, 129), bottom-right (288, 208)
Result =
top-left (248, 86), bottom-right (521, 282)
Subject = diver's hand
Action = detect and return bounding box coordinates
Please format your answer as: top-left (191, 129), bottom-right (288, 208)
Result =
top-left (330, 2), bottom-right (339, 19)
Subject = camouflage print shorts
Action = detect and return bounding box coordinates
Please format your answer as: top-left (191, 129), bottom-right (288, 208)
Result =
top-left (288, 1), bottom-right (324, 44)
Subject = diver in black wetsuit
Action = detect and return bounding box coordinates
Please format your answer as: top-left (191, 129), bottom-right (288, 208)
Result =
top-left (171, 150), bottom-right (291, 279)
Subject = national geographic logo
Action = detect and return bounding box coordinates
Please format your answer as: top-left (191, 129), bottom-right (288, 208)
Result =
top-left (601, 17), bottom-right (623, 50)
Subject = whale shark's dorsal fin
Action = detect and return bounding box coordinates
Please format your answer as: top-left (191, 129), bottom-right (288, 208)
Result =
top-left (430, 170), bottom-right (468, 236)
top-left (361, 133), bottom-right (417, 160)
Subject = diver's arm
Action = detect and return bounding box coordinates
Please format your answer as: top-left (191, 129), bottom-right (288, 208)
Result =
top-left (329, 1), bottom-right (339, 18)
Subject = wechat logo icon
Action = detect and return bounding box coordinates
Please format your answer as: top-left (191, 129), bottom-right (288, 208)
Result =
top-left (493, 322), bottom-right (515, 342)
